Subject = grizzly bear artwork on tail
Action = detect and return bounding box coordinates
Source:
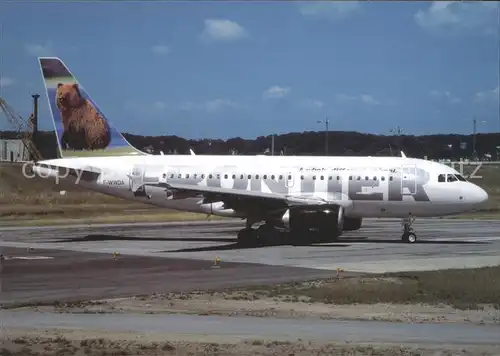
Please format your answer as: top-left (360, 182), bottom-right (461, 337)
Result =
top-left (39, 57), bottom-right (141, 157)
top-left (55, 83), bottom-right (111, 150)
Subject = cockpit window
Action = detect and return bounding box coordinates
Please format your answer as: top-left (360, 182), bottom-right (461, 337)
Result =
top-left (438, 173), bottom-right (465, 183)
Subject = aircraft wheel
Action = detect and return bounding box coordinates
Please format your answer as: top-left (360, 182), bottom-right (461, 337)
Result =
top-left (237, 228), bottom-right (255, 245)
top-left (402, 232), bottom-right (417, 244)
top-left (256, 224), bottom-right (276, 245)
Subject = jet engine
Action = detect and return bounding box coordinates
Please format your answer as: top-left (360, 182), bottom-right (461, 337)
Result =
top-left (279, 205), bottom-right (344, 238)
top-left (198, 201), bottom-right (241, 217)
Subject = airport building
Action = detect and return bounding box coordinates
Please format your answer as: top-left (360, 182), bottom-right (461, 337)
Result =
top-left (0, 139), bottom-right (30, 162)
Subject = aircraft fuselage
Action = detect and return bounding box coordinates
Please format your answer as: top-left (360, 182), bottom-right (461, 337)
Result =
top-left (32, 154), bottom-right (488, 219)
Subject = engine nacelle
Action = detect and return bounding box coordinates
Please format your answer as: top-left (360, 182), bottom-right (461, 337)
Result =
top-left (344, 217), bottom-right (362, 231)
top-left (281, 206), bottom-right (344, 236)
top-left (198, 201), bottom-right (240, 217)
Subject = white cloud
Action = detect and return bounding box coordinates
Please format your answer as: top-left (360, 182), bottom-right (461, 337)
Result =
top-left (0, 76), bottom-right (15, 89)
top-left (360, 94), bottom-right (381, 105)
top-left (204, 99), bottom-right (239, 112)
top-left (298, 1), bottom-right (361, 21)
top-left (178, 98), bottom-right (241, 113)
top-left (24, 42), bottom-right (54, 56)
top-left (334, 93), bottom-right (357, 103)
top-left (151, 45), bottom-right (171, 55)
top-left (335, 93), bottom-right (384, 105)
top-left (415, 1), bottom-right (498, 35)
top-left (200, 19), bottom-right (248, 43)
top-left (297, 98), bottom-right (325, 111)
top-left (262, 86), bottom-right (291, 100)
top-left (474, 86), bottom-right (499, 102)
top-left (429, 90), bottom-right (461, 103)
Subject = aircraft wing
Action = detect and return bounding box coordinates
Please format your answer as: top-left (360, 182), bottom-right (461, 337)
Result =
top-left (161, 182), bottom-right (351, 208)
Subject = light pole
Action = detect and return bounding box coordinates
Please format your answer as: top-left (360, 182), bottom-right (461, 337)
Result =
top-left (317, 117), bottom-right (329, 155)
top-left (390, 126), bottom-right (404, 136)
top-left (389, 126), bottom-right (404, 157)
top-left (472, 117), bottom-right (487, 159)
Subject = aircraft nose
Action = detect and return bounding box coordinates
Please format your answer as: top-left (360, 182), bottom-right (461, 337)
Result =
top-left (468, 183), bottom-right (488, 205)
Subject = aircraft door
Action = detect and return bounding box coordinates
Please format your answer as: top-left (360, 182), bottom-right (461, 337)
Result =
top-left (285, 171), bottom-right (295, 188)
top-left (401, 164), bottom-right (417, 195)
top-left (129, 164), bottom-right (144, 193)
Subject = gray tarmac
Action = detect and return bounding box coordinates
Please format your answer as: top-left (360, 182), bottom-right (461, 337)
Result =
top-left (2, 310), bottom-right (500, 346)
top-left (1, 218), bottom-right (500, 273)
top-left (2, 218), bottom-right (500, 347)
top-left (0, 246), bottom-right (339, 306)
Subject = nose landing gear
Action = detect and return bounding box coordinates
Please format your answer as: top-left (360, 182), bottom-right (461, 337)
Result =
top-left (401, 213), bottom-right (417, 243)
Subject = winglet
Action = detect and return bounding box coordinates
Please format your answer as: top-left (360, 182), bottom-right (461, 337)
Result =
top-left (189, 149), bottom-right (196, 156)
top-left (401, 151), bottom-right (407, 158)
top-left (38, 57), bottom-right (147, 158)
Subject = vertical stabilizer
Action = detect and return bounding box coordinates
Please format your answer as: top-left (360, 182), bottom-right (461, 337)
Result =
top-left (38, 57), bottom-right (145, 158)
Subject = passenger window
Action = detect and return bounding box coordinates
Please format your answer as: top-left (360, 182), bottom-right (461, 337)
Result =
top-left (349, 176), bottom-right (352, 180)
top-left (337, 176), bottom-right (340, 180)
top-left (279, 175), bottom-right (283, 180)
top-left (301, 175), bottom-right (304, 180)
top-left (256, 175), bottom-right (260, 179)
top-left (313, 176), bottom-right (316, 180)
top-left (201, 174), bottom-right (205, 179)
top-left (248, 175), bottom-right (251, 179)
top-left (271, 175), bottom-right (275, 180)
top-left (365, 176), bottom-right (369, 180)
top-left (224, 174), bottom-right (228, 179)
top-left (357, 176), bottom-right (361, 180)
top-left (438, 174), bottom-right (445, 183)
top-left (217, 174), bottom-right (220, 179)
top-left (170, 174), bottom-right (174, 179)
top-left (373, 176), bottom-right (377, 181)
top-left (381, 176), bottom-right (385, 181)
top-left (186, 174), bottom-right (190, 179)
top-left (209, 174), bottom-right (213, 179)
top-left (240, 174), bottom-right (244, 179)
top-left (389, 176), bottom-right (393, 181)
top-left (288, 175), bottom-right (292, 180)
top-left (232, 174), bottom-right (236, 179)
top-left (263, 175), bottom-right (267, 179)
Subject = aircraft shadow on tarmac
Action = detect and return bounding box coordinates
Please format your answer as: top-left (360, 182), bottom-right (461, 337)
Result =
top-left (163, 240), bottom-right (351, 253)
top-left (42, 233), bottom-right (350, 252)
top-left (41, 233), bottom-right (490, 254)
top-left (43, 235), bottom-right (237, 244)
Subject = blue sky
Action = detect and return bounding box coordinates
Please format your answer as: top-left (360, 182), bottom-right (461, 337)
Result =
top-left (0, 1), bottom-right (499, 139)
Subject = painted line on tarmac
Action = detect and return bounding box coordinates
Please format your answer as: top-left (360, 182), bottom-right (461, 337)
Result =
top-left (4, 256), bottom-right (54, 260)
top-left (0, 219), bottom-right (242, 231)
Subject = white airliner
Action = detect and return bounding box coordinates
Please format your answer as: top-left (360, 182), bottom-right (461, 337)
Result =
top-left (32, 57), bottom-right (488, 244)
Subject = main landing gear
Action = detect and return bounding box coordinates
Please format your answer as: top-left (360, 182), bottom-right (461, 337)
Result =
top-left (401, 214), bottom-right (417, 244)
top-left (237, 221), bottom-right (276, 245)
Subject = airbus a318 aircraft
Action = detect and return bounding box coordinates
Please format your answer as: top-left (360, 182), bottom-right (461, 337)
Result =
top-left (32, 57), bottom-right (488, 244)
